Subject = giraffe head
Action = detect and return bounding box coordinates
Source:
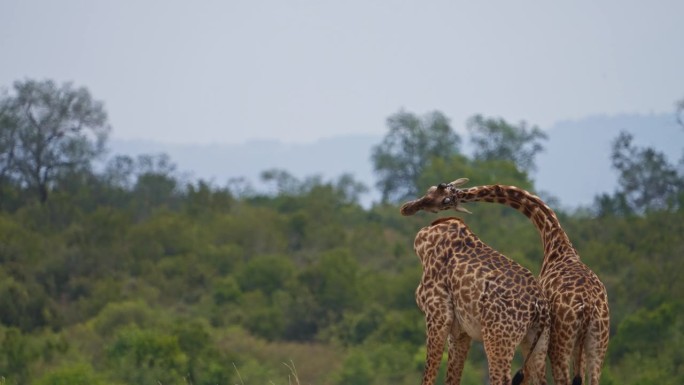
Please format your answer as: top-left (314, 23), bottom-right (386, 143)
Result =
top-left (400, 177), bottom-right (471, 216)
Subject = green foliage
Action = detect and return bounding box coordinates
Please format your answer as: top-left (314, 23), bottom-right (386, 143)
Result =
top-left (334, 343), bottom-right (419, 385)
top-left (466, 114), bottom-right (548, 172)
top-left (240, 291), bottom-right (286, 340)
top-left (184, 180), bottom-right (234, 218)
top-left (411, 345), bottom-right (485, 385)
top-left (334, 350), bottom-right (374, 384)
top-left (0, 79), bottom-right (110, 203)
top-left (610, 301), bottom-right (684, 361)
top-left (0, 327), bottom-right (35, 384)
top-left (368, 310), bottom-right (424, 347)
top-left (237, 254), bottom-right (296, 296)
top-left (371, 109), bottom-right (462, 203)
top-left (89, 301), bottom-right (157, 336)
top-left (302, 248), bottom-right (363, 319)
top-left (33, 363), bottom-right (107, 385)
top-left (212, 276), bottom-right (242, 305)
top-left (106, 327), bottom-right (187, 384)
top-left (0, 101), bottom-right (680, 384)
top-left (598, 130), bottom-right (683, 215)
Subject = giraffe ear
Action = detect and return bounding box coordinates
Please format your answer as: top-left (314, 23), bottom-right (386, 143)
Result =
top-left (449, 178), bottom-right (470, 187)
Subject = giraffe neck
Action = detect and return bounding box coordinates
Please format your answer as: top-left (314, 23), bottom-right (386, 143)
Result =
top-left (457, 185), bottom-right (578, 272)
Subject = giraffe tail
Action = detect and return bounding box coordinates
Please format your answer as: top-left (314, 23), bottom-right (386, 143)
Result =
top-left (513, 299), bottom-right (549, 385)
top-left (572, 302), bottom-right (592, 385)
top-left (512, 368), bottom-right (525, 385)
top-left (513, 327), bottom-right (544, 385)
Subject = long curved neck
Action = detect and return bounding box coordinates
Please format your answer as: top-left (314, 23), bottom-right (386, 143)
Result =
top-left (457, 185), bottom-right (578, 270)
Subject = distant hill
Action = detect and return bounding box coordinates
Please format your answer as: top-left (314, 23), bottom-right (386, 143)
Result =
top-left (108, 113), bottom-right (683, 209)
top-left (107, 135), bottom-right (379, 200)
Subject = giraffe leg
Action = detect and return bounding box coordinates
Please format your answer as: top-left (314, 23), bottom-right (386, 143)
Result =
top-left (421, 309), bottom-right (453, 385)
top-left (482, 331), bottom-right (516, 385)
top-left (445, 329), bottom-right (471, 385)
top-left (584, 320), bottom-right (609, 385)
top-left (548, 322), bottom-right (576, 385)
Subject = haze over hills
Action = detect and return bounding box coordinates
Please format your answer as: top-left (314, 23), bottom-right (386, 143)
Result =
top-left (108, 113), bottom-right (683, 209)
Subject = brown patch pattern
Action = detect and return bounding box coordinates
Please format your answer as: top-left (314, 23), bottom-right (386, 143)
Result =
top-left (412, 217), bottom-right (549, 385)
top-left (403, 182), bottom-right (610, 385)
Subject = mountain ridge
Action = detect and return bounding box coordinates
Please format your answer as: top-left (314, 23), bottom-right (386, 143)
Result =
top-left (107, 113), bottom-right (683, 209)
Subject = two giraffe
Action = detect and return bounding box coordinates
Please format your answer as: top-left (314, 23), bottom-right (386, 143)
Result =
top-left (401, 179), bottom-right (609, 385)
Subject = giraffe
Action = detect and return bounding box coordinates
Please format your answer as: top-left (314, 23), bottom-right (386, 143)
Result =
top-left (404, 184), bottom-right (549, 385)
top-left (400, 179), bottom-right (610, 385)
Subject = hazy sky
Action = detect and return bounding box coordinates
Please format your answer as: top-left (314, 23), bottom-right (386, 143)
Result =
top-left (2, 1), bottom-right (683, 144)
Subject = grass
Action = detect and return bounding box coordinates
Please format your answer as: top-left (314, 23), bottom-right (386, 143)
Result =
top-left (232, 360), bottom-right (301, 385)
top-left (218, 326), bottom-right (341, 383)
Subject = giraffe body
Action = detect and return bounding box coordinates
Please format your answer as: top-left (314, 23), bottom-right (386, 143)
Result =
top-left (401, 182), bottom-right (610, 385)
top-left (413, 216), bottom-right (549, 385)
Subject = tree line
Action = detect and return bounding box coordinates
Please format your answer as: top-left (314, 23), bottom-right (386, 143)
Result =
top-left (0, 79), bottom-right (682, 384)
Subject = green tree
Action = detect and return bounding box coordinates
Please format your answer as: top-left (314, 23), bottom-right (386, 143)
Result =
top-left (301, 249), bottom-right (363, 323)
top-left (0, 79), bottom-right (110, 202)
top-left (90, 301), bottom-right (157, 336)
top-left (261, 168), bottom-right (303, 195)
top-left (610, 301), bottom-right (683, 360)
top-left (0, 91), bottom-right (19, 184)
top-left (107, 327), bottom-right (187, 385)
top-left (240, 291), bottom-right (286, 340)
top-left (371, 110), bottom-right (461, 203)
top-left (608, 302), bottom-right (684, 385)
top-left (237, 254), bottom-right (296, 296)
top-left (102, 154), bottom-right (136, 190)
top-left (334, 350), bottom-right (374, 385)
top-left (466, 114), bottom-right (547, 173)
top-left (0, 327), bottom-right (35, 384)
top-left (129, 153), bottom-right (180, 215)
top-left (184, 180), bottom-right (234, 218)
top-left (34, 363), bottom-right (107, 385)
top-left (172, 320), bottom-right (213, 385)
top-left (599, 131), bottom-right (682, 214)
top-left (0, 274), bottom-right (57, 331)
top-left (334, 343), bottom-right (419, 385)
top-left (0, 215), bottom-right (59, 330)
top-left (334, 173), bottom-right (369, 205)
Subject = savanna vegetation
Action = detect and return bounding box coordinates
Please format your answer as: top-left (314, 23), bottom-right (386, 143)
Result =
top-left (0, 79), bottom-right (682, 384)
